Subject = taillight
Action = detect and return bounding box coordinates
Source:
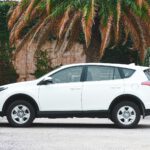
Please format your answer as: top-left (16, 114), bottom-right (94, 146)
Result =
top-left (141, 81), bottom-right (150, 86)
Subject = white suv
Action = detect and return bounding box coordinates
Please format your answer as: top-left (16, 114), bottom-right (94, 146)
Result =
top-left (0, 63), bottom-right (150, 128)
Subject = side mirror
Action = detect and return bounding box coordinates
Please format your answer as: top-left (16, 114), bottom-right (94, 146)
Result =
top-left (38, 76), bottom-right (53, 85)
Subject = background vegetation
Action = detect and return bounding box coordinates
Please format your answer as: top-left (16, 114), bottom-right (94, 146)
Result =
top-left (0, 2), bottom-right (17, 85)
top-left (0, 1), bottom-right (150, 84)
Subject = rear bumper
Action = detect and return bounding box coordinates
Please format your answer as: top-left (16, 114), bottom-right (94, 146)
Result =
top-left (145, 109), bottom-right (150, 116)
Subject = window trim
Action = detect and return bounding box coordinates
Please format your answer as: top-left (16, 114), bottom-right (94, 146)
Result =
top-left (81, 66), bottom-right (87, 82)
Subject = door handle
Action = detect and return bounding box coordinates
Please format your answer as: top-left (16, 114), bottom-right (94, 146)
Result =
top-left (111, 87), bottom-right (121, 89)
top-left (70, 88), bottom-right (81, 90)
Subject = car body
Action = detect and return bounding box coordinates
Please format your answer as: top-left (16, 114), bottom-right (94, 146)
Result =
top-left (0, 63), bottom-right (150, 128)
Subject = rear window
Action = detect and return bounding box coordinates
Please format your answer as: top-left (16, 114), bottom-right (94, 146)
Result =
top-left (120, 68), bottom-right (135, 78)
top-left (144, 69), bottom-right (150, 80)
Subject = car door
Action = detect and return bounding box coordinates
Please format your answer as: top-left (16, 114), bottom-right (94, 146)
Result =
top-left (82, 65), bottom-right (124, 110)
top-left (38, 66), bottom-right (84, 111)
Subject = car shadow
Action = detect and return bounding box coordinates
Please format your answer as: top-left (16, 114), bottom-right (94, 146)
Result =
top-left (0, 122), bottom-right (150, 129)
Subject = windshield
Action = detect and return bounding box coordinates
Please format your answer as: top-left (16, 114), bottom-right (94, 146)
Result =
top-left (144, 69), bottom-right (150, 80)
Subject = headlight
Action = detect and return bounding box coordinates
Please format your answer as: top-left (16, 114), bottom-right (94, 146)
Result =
top-left (0, 87), bottom-right (7, 92)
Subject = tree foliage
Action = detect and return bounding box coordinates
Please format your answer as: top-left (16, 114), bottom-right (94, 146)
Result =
top-left (8, 0), bottom-right (150, 63)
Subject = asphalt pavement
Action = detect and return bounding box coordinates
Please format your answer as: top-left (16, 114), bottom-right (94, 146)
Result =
top-left (0, 117), bottom-right (150, 150)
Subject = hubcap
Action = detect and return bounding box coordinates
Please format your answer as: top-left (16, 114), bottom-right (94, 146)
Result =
top-left (117, 106), bottom-right (136, 125)
top-left (11, 105), bottom-right (30, 124)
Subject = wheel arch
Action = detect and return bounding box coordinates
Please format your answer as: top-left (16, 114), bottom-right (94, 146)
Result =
top-left (108, 94), bottom-right (146, 118)
top-left (2, 94), bottom-right (39, 116)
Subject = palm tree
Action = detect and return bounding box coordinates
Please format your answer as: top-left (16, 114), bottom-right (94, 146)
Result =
top-left (8, 0), bottom-right (150, 80)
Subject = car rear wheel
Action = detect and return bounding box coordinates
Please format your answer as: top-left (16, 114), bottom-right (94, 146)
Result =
top-left (7, 100), bottom-right (35, 127)
top-left (112, 101), bottom-right (141, 128)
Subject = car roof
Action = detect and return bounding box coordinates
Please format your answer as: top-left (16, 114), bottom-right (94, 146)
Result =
top-left (60, 63), bottom-right (149, 70)
top-left (38, 63), bottom-right (149, 81)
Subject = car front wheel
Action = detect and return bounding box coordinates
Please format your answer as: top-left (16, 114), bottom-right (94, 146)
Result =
top-left (112, 101), bottom-right (141, 128)
top-left (7, 100), bottom-right (35, 127)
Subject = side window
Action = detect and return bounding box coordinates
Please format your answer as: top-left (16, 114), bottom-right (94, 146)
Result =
top-left (121, 68), bottom-right (135, 78)
top-left (144, 69), bottom-right (150, 81)
top-left (51, 66), bottom-right (83, 83)
top-left (86, 66), bottom-right (115, 81)
top-left (114, 68), bottom-right (121, 79)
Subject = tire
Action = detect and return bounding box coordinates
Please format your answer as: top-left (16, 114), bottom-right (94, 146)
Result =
top-left (7, 100), bottom-right (35, 127)
top-left (109, 116), bottom-right (114, 123)
top-left (112, 101), bottom-right (141, 128)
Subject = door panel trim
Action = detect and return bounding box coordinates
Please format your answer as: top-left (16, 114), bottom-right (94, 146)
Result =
top-left (37, 110), bottom-right (108, 118)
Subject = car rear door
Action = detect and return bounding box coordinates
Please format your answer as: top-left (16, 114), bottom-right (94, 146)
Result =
top-left (82, 65), bottom-right (124, 110)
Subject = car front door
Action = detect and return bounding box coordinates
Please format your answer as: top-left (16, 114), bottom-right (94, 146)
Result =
top-left (82, 65), bottom-right (124, 110)
top-left (38, 66), bottom-right (83, 111)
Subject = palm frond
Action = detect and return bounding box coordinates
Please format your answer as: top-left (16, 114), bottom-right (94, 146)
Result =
top-left (122, 25), bottom-right (130, 46)
top-left (136, 0), bottom-right (144, 7)
top-left (82, 0), bottom-right (96, 47)
top-left (115, 0), bottom-right (121, 43)
top-left (13, 0), bottom-right (41, 40)
top-left (123, 10), bottom-right (146, 62)
top-left (13, 20), bottom-right (42, 60)
top-left (59, 7), bottom-right (74, 39)
top-left (64, 11), bottom-right (82, 52)
top-left (9, 14), bottom-right (25, 46)
top-left (8, 0), bottom-right (150, 64)
top-left (8, 3), bottom-right (23, 29)
top-left (46, 0), bottom-right (51, 15)
top-left (99, 15), bottom-right (113, 59)
top-left (56, 12), bottom-right (81, 54)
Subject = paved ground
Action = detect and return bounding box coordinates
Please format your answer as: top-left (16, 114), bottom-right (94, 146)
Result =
top-left (0, 117), bottom-right (150, 150)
